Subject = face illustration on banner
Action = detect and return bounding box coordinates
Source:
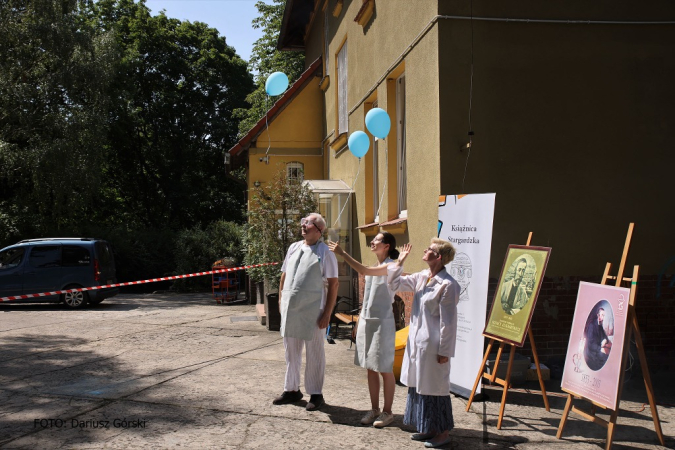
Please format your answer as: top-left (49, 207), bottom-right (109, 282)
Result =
top-left (499, 255), bottom-right (537, 315)
top-left (583, 300), bottom-right (615, 371)
top-left (449, 252), bottom-right (472, 302)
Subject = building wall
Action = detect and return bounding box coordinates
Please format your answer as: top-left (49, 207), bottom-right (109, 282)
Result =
top-left (247, 77), bottom-right (325, 191)
top-left (437, 8), bottom-right (675, 277)
top-left (310, 0), bottom-right (440, 266)
top-left (431, 2), bottom-right (675, 370)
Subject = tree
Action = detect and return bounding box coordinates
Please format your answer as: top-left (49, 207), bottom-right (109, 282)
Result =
top-left (0, 0), bottom-right (116, 242)
top-left (244, 166), bottom-right (316, 285)
top-left (95, 0), bottom-right (254, 230)
top-left (233, 0), bottom-right (305, 136)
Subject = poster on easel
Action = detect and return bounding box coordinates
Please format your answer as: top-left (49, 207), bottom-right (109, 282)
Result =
top-left (438, 193), bottom-right (495, 397)
top-left (561, 282), bottom-right (629, 410)
top-left (483, 245), bottom-right (551, 346)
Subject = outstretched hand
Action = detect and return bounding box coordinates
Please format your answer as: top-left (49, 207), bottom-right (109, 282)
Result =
top-left (327, 240), bottom-right (344, 256)
top-left (397, 243), bottom-right (412, 264)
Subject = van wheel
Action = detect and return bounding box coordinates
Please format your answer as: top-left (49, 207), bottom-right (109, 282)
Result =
top-left (62, 286), bottom-right (89, 309)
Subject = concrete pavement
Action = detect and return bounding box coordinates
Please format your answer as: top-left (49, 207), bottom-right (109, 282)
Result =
top-left (0, 293), bottom-right (672, 449)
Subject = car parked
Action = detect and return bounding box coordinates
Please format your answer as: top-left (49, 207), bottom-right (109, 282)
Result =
top-left (0, 238), bottom-right (119, 308)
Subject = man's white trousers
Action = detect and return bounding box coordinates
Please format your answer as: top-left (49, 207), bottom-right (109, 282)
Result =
top-left (283, 326), bottom-right (326, 395)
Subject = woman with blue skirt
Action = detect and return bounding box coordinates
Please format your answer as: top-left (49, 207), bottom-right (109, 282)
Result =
top-left (390, 238), bottom-right (460, 448)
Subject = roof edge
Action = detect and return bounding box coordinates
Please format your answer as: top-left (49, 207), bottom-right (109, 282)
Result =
top-left (229, 56), bottom-right (323, 156)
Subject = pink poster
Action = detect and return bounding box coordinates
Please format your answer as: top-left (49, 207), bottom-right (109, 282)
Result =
top-left (561, 282), bottom-right (630, 410)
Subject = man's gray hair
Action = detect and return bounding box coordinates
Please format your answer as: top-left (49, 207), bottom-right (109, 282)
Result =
top-left (308, 213), bottom-right (326, 233)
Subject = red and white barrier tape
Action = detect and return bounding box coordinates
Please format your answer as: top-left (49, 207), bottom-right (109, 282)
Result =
top-left (0, 262), bottom-right (278, 302)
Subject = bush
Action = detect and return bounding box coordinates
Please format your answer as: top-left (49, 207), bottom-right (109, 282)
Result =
top-left (243, 166), bottom-right (317, 286)
top-left (173, 220), bottom-right (243, 291)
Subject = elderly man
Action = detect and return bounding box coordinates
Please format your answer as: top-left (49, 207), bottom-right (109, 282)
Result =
top-left (272, 213), bottom-right (338, 411)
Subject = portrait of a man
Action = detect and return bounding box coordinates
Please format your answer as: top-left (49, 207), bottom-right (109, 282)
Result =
top-left (499, 257), bottom-right (532, 315)
top-left (483, 245), bottom-right (550, 346)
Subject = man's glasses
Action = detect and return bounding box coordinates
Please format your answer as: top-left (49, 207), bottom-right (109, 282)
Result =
top-left (300, 218), bottom-right (322, 232)
top-left (424, 247), bottom-right (439, 257)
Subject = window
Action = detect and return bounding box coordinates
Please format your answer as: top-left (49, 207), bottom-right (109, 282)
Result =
top-left (62, 246), bottom-right (91, 267)
top-left (0, 247), bottom-right (24, 270)
top-left (286, 162), bottom-right (304, 182)
top-left (96, 242), bottom-right (113, 266)
top-left (324, 8), bottom-right (330, 75)
top-left (337, 40), bottom-right (348, 135)
top-left (396, 73), bottom-right (407, 217)
top-left (29, 246), bottom-right (61, 268)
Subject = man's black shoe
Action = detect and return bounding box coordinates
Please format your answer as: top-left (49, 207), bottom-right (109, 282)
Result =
top-left (306, 394), bottom-right (324, 411)
top-left (272, 390), bottom-right (303, 405)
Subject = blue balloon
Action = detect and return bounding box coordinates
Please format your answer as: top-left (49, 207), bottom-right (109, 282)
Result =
top-left (365, 107), bottom-right (391, 139)
top-left (265, 72), bottom-right (289, 96)
top-left (348, 131), bottom-right (370, 158)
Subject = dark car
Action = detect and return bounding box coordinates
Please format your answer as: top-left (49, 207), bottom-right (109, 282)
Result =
top-left (0, 238), bottom-right (119, 308)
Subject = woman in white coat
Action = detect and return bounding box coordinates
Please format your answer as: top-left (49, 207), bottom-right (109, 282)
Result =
top-left (327, 232), bottom-right (411, 428)
top-left (390, 238), bottom-right (459, 449)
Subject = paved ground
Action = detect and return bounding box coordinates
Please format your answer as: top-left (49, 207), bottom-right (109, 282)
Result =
top-left (0, 293), bottom-right (672, 449)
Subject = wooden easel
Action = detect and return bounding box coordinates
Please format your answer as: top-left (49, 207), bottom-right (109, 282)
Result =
top-left (465, 232), bottom-right (550, 429)
top-left (556, 223), bottom-right (664, 450)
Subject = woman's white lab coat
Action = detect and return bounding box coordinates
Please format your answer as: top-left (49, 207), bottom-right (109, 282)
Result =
top-left (391, 268), bottom-right (460, 396)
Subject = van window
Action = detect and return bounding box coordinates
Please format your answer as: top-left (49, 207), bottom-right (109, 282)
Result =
top-left (0, 247), bottom-right (25, 270)
top-left (62, 246), bottom-right (91, 267)
top-left (96, 242), bottom-right (113, 266)
top-left (29, 246), bottom-right (61, 268)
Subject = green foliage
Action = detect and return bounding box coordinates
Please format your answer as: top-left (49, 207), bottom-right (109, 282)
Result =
top-left (100, 226), bottom-right (177, 283)
top-left (96, 0), bottom-right (254, 229)
top-left (0, 0), bottom-right (256, 284)
top-left (233, 0), bottom-right (305, 136)
top-left (173, 221), bottom-right (243, 291)
top-left (244, 166), bottom-right (317, 285)
top-left (0, 0), bottom-right (116, 234)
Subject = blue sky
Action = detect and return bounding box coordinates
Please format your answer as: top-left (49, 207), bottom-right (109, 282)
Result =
top-left (145, 0), bottom-right (274, 64)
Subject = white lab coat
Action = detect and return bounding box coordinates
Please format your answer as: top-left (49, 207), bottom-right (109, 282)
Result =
top-left (392, 268), bottom-right (460, 396)
top-left (354, 259), bottom-right (397, 373)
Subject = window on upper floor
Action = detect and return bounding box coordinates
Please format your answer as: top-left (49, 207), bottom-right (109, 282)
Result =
top-left (396, 73), bottom-right (407, 218)
top-left (286, 162), bottom-right (304, 183)
top-left (337, 40), bottom-right (348, 135)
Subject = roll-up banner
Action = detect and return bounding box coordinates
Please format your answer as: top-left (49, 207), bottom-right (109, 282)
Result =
top-left (438, 193), bottom-right (496, 397)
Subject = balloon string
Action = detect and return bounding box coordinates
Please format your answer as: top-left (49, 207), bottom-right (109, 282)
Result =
top-left (374, 139), bottom-right (388, 221)
top-left (333, 157), bottom-right (361, 227)
top-left (265, 94), bottom-right (271, 162)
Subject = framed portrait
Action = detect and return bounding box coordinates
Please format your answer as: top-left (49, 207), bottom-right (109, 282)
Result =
top-left (483, 245), bottom-right (551, 346)
top-left (561, 282), bottom-right (629, 410)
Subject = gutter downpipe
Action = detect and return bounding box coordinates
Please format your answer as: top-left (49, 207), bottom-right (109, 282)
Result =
top-left (349, 14), bottom-right (675, 116)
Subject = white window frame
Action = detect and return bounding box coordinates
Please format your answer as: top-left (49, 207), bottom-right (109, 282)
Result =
top-left (286, 161), bottom-right (304, 183)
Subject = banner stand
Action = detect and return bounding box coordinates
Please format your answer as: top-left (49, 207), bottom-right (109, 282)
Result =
top-left (465, 232), bottom-right (550, 429)
top-left (556, 224), bottom-right (664, 450)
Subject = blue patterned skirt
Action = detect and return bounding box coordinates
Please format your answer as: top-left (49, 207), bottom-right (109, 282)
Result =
top-left (403, 387), bottom-right (454, 434)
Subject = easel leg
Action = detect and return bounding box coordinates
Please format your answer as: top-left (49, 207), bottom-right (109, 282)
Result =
top-left (467, 339), bottom-right (494, 411)
top-left (632, 317), bottom-right (665, 445)
top-left (491, 342), bottom-right (505, 384)
top-left (497, 345), bottom-right (516, 429)
top-left (606, 410), bottom-right (618, 450)
top-left (528, 329), bottom-right (550, 411)
top-left (556, 394), bottom-right (573, 439)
